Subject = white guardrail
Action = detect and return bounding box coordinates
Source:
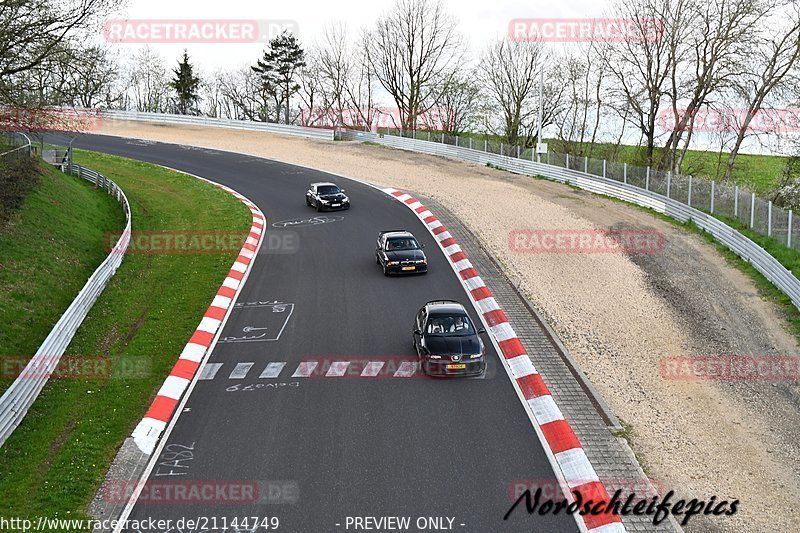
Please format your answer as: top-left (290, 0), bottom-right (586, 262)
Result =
top-left (348, 131), bottom-right (800, 310)
top-left (102, 110), bottom-right (335, 140)
top-left (93, 110), bottom-right (800, 311)
top-left (0, 162), bottom-right (131, 447)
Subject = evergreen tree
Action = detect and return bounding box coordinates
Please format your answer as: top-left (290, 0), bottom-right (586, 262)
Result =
top-left (252, 31), bottom-right (305, 124)
top-left (170, 50), bottom-right (200, 115)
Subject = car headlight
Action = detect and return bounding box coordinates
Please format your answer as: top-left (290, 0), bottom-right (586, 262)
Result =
top-left (320, 199), bottom-right (330, 204)
top-left (387, 261), bottom-right (399, 266)
top-left (470, 353), bottom-right (482, 359)
top-left (416, 259), bottom-right (426, 264)
top-left (428, 355), bottom-right (442, 359)
top-left (342, 196), bottom-right (349, 202)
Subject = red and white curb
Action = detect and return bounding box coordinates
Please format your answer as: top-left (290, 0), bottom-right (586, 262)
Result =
top-left (131, 182), bottom-right (264, 455)
top-left (383, 188), bottom-right (625, 533)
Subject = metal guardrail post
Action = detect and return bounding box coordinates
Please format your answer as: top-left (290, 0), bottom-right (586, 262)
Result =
top-left (584, 156), bottom-right (588, 173)
top-left (0, 160), bottom-right (131, 447)
top-left (789, 210), bottom-right (793, 247)
top-left (734, 186), bottom-right (739, 217)
top-left (456, 135), bottom-right (459, 148)
top-left (566, 153), bottom-right (569, 169)
top-left (710, 181), bottom-right (715, 213)
top-left (623, 163), bottom-right (627, 184)
top-left (469, 138), bottom-right (472, 150)
top-left (768, 201), bottom-right (772, 236)
top-left (500, 143), bottom-right (503, 156)
top-left (358, 130), bottom-right (800, 312)
top-left (517, 145), bottom-right (520, 158)
top-left (750, 193), bottom-right (756, 228)
top-left (602, 160), bottom-right (607, 179)
top-left (484, 139), bottom-right (487, 152)
top-left (688, 176), bottom-right (692, 207)
top-left (666, 172), bottom-right (671, 198)
top-left (646, 166), bottom-right (650, 190)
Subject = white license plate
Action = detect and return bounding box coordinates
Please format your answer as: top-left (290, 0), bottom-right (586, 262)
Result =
top-left (332, 203), bottom-right (341, 207)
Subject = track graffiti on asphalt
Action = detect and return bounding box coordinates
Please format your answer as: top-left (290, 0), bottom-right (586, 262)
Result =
top-left (218, 301), bottom-right (294, 343)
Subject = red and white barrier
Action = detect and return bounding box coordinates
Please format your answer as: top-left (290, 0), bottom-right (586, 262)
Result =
top-left (384, 187), bottom-right (625, 533)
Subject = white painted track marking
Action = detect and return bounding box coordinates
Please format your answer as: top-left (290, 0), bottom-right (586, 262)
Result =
top-left (198, 363), bottom-right (223, 380)
top-left (325, 361), bottom-right (351, 377)
top-left (361, 361), bottom-right (385, 377)
top-left (393, 361), bottom-right (418, 377)
top-left (291, 361), bottom-right (318, 378)
top-left (260, 362), bottom-right (287, 378)
top-left (229, 362), bottom-right (254, 379)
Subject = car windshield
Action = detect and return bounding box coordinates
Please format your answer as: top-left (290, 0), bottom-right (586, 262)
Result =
top-left (425, 314), bottom-right (475, 336)
top-left (318, 185), bottom-right (340, 195)
top-left (386, 237), bottom-right (419, 251)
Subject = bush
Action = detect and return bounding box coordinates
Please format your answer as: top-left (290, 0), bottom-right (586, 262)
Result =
top-left (0, 157), bottom-right (40, 226)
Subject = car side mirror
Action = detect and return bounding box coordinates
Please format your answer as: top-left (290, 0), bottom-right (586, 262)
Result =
top-left (478, 328), bottom-right (486, 335)
top-left (340, 188), bottom-right (346, 193)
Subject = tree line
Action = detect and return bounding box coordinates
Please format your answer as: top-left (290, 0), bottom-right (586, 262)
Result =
top-left (2, 0), bottom-right (800, 182)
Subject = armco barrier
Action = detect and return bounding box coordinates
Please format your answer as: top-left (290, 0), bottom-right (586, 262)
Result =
top-left (95, 113), bottom-right (800, 311)
top-left (353, 131), bottom-right (800, 311)
top-left (0, 162), bottom-right (131, 447)
top-left (102, 110), bottom-right (335, 141)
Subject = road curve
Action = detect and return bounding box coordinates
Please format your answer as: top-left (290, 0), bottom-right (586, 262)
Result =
top-left (71, 134), bottom-right (579, 533)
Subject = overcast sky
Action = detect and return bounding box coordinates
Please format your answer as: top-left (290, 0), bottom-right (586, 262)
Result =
top-left (107, 0), bottom-right (608, 70)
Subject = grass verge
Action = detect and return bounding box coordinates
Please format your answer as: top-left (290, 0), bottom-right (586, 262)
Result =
top-left (0, 162), bottom-right (125, 392)
top-left (0, 150), bottom-right (250, 525)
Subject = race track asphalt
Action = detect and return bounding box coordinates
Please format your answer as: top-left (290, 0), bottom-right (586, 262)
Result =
top-left (67, 134), bottom-right (580, 533)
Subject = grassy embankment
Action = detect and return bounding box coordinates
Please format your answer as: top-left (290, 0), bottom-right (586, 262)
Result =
top-left (0, 150), bottom-right (250, 526)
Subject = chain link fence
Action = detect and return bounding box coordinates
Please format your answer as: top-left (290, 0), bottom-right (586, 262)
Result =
top-left (381, 129), bottom-right (794, 251)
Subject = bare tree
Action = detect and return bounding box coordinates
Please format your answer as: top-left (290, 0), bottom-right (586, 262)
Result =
top-left (365, 0), bottom-right (463, 131)
top-left (0, 0), bottom-right (123, 104)
top-left (721, 2), bottom-right (800, 181)
top-left (126, 46), bottom-right (171, 113)
top-left (662, 0), bottom-right (768, 173)
top-left (63, 44), bottom-right (119, 108)
top-left (219, 66), bottom-right (274, 122)
top-left (422, 70), bottom-right (484, 135)
top-left (604, 0), bottom-right (675, 165)
top-left (478, 37), bottom-right (544, 146)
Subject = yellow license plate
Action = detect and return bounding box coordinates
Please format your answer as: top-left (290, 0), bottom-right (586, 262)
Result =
top-left (447, 364), bottom-right (466, 370)
top-left (402, 266), bottom-right (415, 271)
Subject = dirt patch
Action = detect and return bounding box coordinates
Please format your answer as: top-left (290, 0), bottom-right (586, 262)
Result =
top-left (97, 120), bottom-right (800, 532)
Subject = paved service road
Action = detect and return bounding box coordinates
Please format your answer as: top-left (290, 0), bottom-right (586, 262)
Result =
top-left (70, 134), bottom-right (580, 533)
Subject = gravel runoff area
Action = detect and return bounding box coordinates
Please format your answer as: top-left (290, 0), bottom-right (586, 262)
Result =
top-left (96, 120), bottom-right (800, 533)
